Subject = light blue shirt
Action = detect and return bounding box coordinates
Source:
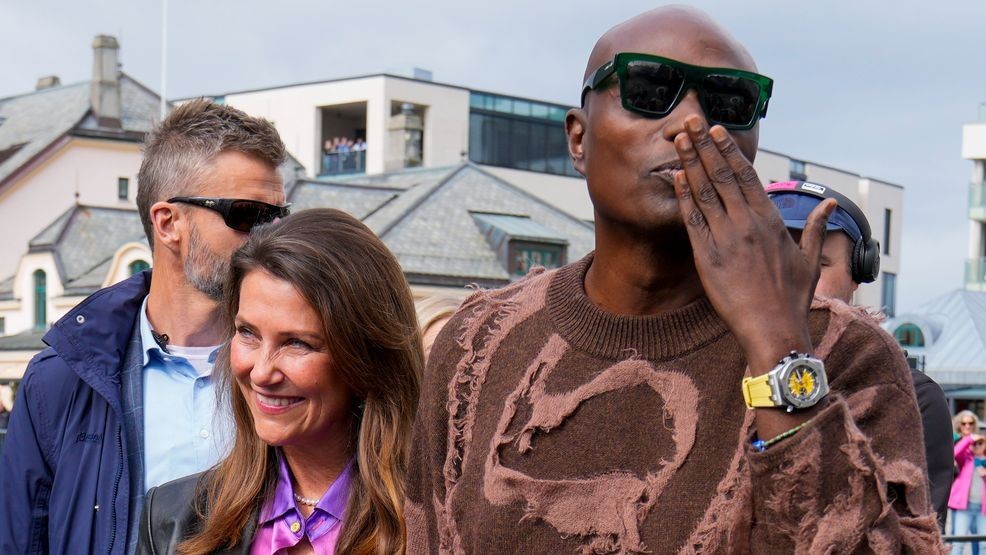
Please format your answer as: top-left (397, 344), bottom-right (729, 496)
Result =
top-left (140, 297), bottom-right (228, 489)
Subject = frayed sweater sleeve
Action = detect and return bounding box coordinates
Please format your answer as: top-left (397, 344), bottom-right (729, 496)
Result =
top-left (405, 298), bottom-right (472, 554)
top-left (744, 317), bottom-right (946, 554)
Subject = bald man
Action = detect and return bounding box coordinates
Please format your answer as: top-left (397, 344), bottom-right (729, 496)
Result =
top-left (406, 6), bottom-right (943, 553)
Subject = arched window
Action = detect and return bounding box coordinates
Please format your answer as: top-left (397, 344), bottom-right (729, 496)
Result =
top-left (128, 260), bottom-right (150, 275)
top-left (33, 270), bottom-right (46, 330)
top-left (894, 323), bottom-right (925, 348)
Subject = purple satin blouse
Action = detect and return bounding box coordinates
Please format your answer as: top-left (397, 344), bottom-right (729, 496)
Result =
top-left (250, 454), bottom-right (352, 555)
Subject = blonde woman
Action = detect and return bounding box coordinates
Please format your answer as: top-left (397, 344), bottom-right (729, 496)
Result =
top-left (955, 410), bottom-right (982, 443)
top-left (138, 209), bottom-right (422, 554)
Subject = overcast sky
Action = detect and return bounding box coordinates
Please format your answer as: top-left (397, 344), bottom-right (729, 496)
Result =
top-left (3, 0), bottom-right (985, 313)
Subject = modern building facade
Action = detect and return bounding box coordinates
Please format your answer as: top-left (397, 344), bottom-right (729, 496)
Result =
top-left (962, 104), bottom-right (986, 292)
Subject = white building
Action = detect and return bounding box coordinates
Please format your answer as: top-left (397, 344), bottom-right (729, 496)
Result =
top-left (0, 36), bottom-right (159, 280)
top-left (962, 104), bottom-right (986, 292)
top-left (188, 73), bottom-right (594, 221)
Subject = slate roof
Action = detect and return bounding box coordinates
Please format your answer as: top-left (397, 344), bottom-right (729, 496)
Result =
top-left (0, 329), bottom-right (47, 352)
top-left (0, 205), bottom-right (146, 299)
top-left (289, 163), bottom-right (595, 287)
top-left (883, 289), bottom-right (986, 387)
top-left (0, 74), bottom-right (159, 188)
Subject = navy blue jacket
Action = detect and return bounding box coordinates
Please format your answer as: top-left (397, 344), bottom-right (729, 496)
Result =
top-left (0, 272), bottom-right (150, 554)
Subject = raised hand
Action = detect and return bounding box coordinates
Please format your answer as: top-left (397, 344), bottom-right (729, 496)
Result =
top-left (671, 114), bottom-right (835, 377)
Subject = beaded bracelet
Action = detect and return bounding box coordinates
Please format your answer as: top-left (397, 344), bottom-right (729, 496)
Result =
top-left (751, 418), bottom-right (814, 453)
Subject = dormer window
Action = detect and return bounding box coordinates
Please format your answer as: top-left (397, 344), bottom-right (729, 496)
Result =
top-left (893, 323), bottom-right (925, 348)
top-left (471, 212), bottom-right (568, 279)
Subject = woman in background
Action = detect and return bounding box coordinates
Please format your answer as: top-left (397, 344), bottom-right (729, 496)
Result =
top-left (956, 410), bottom-right (981, 443)
top-left (950, 411), bottom-right (986, 555)
top-left (139, 209), bottom-right (423, 554)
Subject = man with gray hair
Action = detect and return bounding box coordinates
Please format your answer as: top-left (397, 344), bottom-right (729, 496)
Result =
top-left (0, 99), bottom-right (288, 554)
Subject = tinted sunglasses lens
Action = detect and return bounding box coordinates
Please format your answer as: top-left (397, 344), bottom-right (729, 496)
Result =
top-left (700, 74), bottom-right (761, 127)
top-left (623, 61), bottom-right (685, 115)
top-left (227, 201), bottom-right (278, 232)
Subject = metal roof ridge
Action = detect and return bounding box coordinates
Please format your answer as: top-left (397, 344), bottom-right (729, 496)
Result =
top-left (372, 164), bottom-right (468, 238)
top-left (467, 163), bottom-right (595, 231)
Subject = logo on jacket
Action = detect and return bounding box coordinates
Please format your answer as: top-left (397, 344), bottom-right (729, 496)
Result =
top-left (76, 432), bottom-right (102, 443)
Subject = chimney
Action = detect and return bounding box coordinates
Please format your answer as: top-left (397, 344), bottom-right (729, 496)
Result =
top-left (35, 75), bottom-right (61, 90)
top-left (90, 35), bottom-right (122, 129)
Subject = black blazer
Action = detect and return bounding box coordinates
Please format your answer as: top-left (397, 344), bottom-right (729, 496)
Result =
top-left (911, 368), bottom-right (955, 531)
top-left (137, 472), bottom-right (256, 555)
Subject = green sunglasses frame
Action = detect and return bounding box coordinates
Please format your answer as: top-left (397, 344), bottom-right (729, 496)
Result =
top-left (581, 52), bottom-right (774, 131)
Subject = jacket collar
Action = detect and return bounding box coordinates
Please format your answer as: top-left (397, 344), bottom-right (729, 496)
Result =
top-left (43, 270), bottom-right (152, 413)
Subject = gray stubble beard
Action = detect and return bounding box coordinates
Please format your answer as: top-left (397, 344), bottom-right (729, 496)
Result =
top-left (183, 224), bottom-right (229, 302)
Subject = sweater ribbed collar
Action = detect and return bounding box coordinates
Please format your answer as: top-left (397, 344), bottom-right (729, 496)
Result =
top-left (547, 253), bottom-right (729, 361)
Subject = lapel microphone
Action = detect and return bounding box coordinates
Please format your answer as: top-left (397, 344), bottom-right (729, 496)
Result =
top-left (150, 329), bottom-right (170, 353)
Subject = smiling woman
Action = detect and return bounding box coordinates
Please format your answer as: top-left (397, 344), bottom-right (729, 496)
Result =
top-left (137, 209), bottom-right (423, 555)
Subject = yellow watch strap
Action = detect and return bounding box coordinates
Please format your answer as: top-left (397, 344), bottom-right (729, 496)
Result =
top-left (742, 374), bottom-right (776, 409)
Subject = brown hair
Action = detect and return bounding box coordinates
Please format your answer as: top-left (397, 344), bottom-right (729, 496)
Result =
top-left (135, 98), bottom-right (286, 249)
top-left (180, 208), bottom-right (423, 554)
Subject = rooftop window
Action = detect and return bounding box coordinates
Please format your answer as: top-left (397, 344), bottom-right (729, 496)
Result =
top-left (471, 211), bottom-right (568, 279)
top-left (894, 323), bottom-right (925, 348)
top-left (468, 92), bottom-right (578, 178)
top-left (469, 92), bottom-right (568, 122)
top-left (789, 159), bottom-right (807, 181)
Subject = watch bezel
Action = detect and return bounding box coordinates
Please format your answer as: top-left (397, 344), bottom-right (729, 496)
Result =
top-left (775, 356), bottom-right (828, 410)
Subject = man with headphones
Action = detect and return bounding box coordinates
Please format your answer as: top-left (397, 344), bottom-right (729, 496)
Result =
top-left (767, 180), bottom-right (880, 300)
top-left (769, 180), bottom-right (953, 530)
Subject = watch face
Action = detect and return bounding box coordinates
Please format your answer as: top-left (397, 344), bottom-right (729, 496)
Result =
top-left (779, 359), bottom-right (827, 408)
top-left (787, 365), bottom-right (818, 401)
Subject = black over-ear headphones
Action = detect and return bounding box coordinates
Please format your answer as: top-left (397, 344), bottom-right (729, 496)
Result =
top-left (765, 181), bottom-right (881, 284)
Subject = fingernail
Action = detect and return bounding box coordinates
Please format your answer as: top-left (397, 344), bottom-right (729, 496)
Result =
top-left (674, 171), bottom-right (688, 190)
top-left (686, 117), bottom-right (702, 132)
top-left (676, 135), bottom-right (693, 151)
top-left (710, 126), bottom-right (728, 141)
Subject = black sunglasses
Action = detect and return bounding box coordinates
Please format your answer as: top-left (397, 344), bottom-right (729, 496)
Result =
top-left (581, 52), bottom-right (774, 130)
top-left (168, 196), bottom-right (290, 232)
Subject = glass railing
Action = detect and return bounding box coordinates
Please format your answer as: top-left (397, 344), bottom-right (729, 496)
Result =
top-left (971, 181), bottom-right (986, 221)
top-left (966, 257), bottom-right (986, 287)
top-left (320, 150), bottom-right (366, 176)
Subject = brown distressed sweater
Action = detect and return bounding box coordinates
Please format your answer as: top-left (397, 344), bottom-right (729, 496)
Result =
top-left (406, 255), bottom-right (944, 554)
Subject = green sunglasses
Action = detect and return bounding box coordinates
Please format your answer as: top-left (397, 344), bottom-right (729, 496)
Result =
top-left (581, 52), bottom-right (774, 130)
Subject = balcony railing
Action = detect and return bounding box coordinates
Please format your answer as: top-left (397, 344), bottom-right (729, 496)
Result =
top-left (966, 257), bottom-right (986, 289)
top-left (971, 181), bottom-right (986, 221)
top-left (320, 150), bottom-right (366, 176)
